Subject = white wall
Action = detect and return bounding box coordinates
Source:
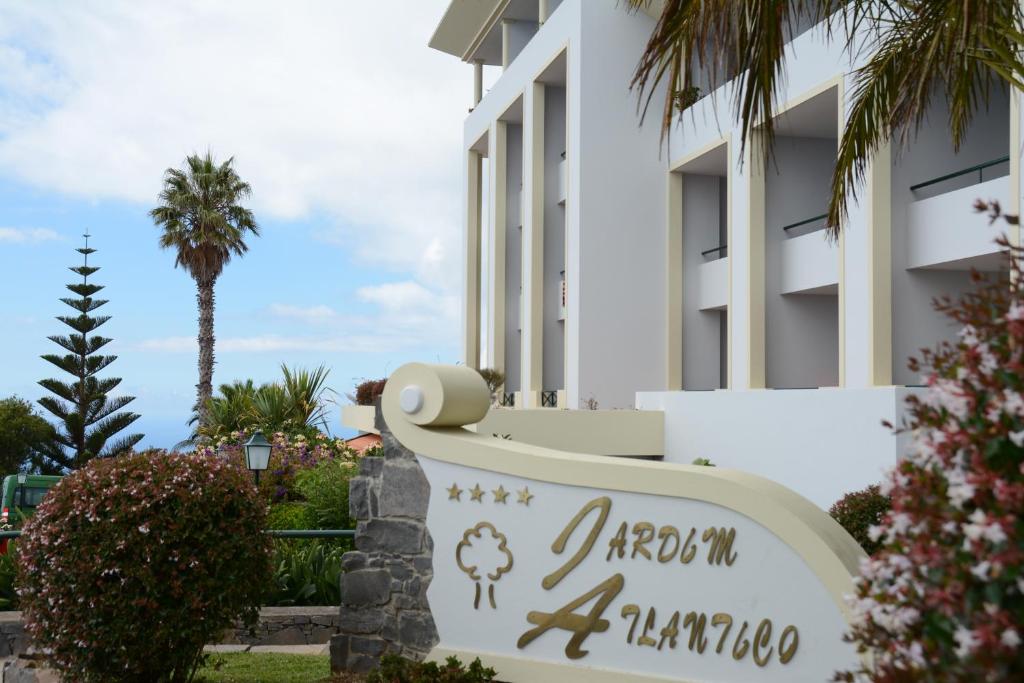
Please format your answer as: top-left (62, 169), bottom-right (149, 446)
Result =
top-left (543, 86), bottom-right (566, 391)
top-left (765, 136), bottom-right (839, 388)
top-left (574, 1), bottom-right (667, 408)
top-left (682, 173), bottom-right (724, 389)
top-left (890, 88), bottom-right (1010, 383)
top-left (636, 387), bottom-right (921, 509)
top-left (504, 124), bottom-right (524, 392)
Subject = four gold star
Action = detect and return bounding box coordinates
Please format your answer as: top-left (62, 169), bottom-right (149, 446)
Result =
top-left (492, 485), bottom-right (509, 504)
top-left (446, 482), bottom-right (534, 505)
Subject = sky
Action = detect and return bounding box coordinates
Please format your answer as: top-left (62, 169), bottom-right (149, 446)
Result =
top-left (0, 1), bottom-right (485, 449)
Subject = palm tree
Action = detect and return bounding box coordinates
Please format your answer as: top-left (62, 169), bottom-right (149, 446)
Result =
top-left (628, 0), bottom-right (1024, 237)
top-left (150, 153), bottom-right (259, 429)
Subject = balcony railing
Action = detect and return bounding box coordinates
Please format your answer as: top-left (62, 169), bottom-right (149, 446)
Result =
top-left (541, 390), bottom-right (558, 408)
top-left (910, 155), bottom-right (1010, 193)
top-left (782, 213), bottom-right (828, 236)
top-left (701, 244), bottom-right (728, 261)
top-left (500, 392), bottom-right (516, 408)
top-left (558, 270), bottom-right (567, 321)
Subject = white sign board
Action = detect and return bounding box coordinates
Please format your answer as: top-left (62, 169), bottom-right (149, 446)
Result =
top-left (419, 458), bottom-right (856, 682)
top-left (382, 364), bottom-right (863, 683)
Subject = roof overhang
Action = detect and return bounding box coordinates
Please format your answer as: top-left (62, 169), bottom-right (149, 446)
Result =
top-left (428, 0), bottom-right (508, 62)
top-left (427, 0), bottom-right (664, 62)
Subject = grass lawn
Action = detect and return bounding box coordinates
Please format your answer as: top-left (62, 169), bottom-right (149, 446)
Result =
top-left (196, 653), bottom-right (362, 683)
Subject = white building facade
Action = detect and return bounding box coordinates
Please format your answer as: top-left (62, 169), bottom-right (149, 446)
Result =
top-left (428, 0), bottom-right (1020, 508)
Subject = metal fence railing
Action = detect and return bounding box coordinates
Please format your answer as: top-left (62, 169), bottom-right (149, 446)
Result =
top-left (0, 529), bottom-right (355, 540)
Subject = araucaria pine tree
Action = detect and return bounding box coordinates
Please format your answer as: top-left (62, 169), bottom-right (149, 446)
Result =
top-left (36, 233), bottom-right (143, 471)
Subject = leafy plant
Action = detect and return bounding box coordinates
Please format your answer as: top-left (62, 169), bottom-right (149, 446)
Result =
top-left (628, 0), bottom-right (1024, 238)
top-left (202, 431), bottom-right (359, 502)
top-left (266, 502), bottom-right (317, 531)
top-left (36, 234), bottom-right (142, 471)
top-left (828, 485), bottom-right (891, 556)
top-left (836, 204), bottom-right (1024, 682)
top-left (690, 457), bottom-right (715, 466)
top-left (0, 397), bottom-right (55, 474)
top-left (266, 542), bottom-right (344, 607)
top-left (367, 654), bottom-right (497, 683)
top-left (17, 451), bottom-right (271, 682)
top-left (294, 458), bottom-right (358, 531)
top-left (475, 368), bottom-right (504, 401)
top-left (193, 364), bottom-right (333, 443)
top-left (355, 378), bottom-right (387, 406)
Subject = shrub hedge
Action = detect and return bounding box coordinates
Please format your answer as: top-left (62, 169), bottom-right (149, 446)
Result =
top-left (17, 452), bottom-right (272, 683)
top-left (828, 485), bottom-right (891, 555)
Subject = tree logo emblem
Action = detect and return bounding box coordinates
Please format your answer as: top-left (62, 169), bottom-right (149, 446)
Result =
top-left (455, 522), bottom-right (514, 609)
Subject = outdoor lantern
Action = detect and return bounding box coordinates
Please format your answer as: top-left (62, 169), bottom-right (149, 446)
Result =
top-left (16, 473), bottom-right (26, 486)
top-left (243, 432), bottom-right (272, 485)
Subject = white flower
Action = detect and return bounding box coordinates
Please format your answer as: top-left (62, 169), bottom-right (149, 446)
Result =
top-left (970, 561), bottom-right (991, 581)
top-left (954, 626), bottom-right (979, 659)
top-left (1011, 430), bottom-right (1024, 448)
top-left (1007, 301), bottom-right (1024, 322)
top-left (983, 522), bottom-right (1008, 545)
top-left (1002, 629), bottom-right (1021, 648)
top-left (138, 524), bottom-right (150, 534)
top-left (960, 325), bottom-right (980, 347)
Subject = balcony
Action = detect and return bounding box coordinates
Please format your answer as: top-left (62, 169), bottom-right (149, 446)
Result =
top-left (698, 254), bottom-right (729, 311)
top-left (780, 215), bottom-right (838, 295)
top-left (907, 158), bottom-right (1010, 271)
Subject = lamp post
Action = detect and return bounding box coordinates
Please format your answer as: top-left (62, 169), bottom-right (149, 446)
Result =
top-left (243, 432), bottom-right (272, 486)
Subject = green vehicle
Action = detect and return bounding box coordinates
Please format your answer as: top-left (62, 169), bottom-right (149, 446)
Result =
top-left (0, 474), bottom-right (62, 526)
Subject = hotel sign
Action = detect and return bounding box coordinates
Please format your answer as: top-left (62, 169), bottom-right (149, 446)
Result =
top-left (385, 364), bottom-right (863, 682)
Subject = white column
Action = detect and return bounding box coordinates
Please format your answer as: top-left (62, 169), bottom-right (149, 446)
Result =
top-left (522, 83), bottom-right (545, 407)
top-left (734, 135), bottom-right (766, 389)
top-left (473, 59), bottom-right (484, 107)
top-left (501, 19), bottom-right (515, 70)
top-left (539, 0), bottom-right (549, 24)
top-left (463, 150), bottom-right (483, 368)
top-left (488, 123), bottom-right (508, 374)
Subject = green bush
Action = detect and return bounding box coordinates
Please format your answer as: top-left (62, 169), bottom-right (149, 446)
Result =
top-left (17, 452), bottom-right (272, 683)
top-left (367, 654), bottom-right (497, 683)
top-left (266, 541), bottom-right (343, 606)
top-left (294, 458), bottom-right (358, 531)
top-left (828, 484), bottom-right (891, 555)
top-left (266, 502), bottom-right (317, 531)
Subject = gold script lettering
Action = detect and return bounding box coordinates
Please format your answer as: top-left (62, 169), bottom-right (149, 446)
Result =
top-left (543, 497), bottom-right (611, 589)
top-left (702, 527), bottom-right (738, 566)
top-left (779, 625), bottom-right (799, 664)
top-left (606, 521), bottom-right (627, 561)
top-left (517, 574), bottom-right (625, 659)
top-left (679, 527), bottom-right (698, 564)
top-left (753, 619), bottom-right (774, 667)
top-left (656, 525), bottom-right (680, 563)
top-left (631, 522), bottom-right (655, 560)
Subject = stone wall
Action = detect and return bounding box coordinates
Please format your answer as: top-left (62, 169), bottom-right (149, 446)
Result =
top-left (222, 606), bottom-right (339, 646)
top-left (330, 405), bottom-right (437, 673)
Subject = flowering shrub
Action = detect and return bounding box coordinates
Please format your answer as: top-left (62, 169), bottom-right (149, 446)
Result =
top-left (829, 485), bottom-right (891, 555)
top-left (836, 221), bottom-right (1024, 681)
top-left (16, 451), bottom-right (271, 683)
top-left (200, 430), bottom-right (358, 502)
top-left (355, 378), bottom-right (387, 406)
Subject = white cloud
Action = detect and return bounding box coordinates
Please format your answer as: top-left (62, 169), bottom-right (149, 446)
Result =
top-left (0, 227), bottom-right (60, 243)
top-left (0, 0), bottom-right (468, 292)
top-left (138, 279), bottom-right (460, 354)
top-left (267, 303), bottom-right (338, 324)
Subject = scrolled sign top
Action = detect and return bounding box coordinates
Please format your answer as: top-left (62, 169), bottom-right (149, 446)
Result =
top-left (381, 363), bottom-right (866, 682)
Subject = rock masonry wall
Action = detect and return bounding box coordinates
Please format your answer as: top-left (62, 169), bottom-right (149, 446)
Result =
top-left (330, 403), bottom-right (437, 674)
